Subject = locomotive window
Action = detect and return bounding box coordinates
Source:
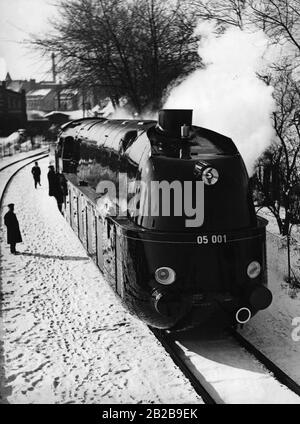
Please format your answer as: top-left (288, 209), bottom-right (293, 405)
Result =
top-left (63, 136), bottom-right (80, 161)
top-left (192, 129), bottom-right (238, 155)
top-left (63, 137), bottom-right (74, 159)
top-left (191, 136), bottom-right (224, 155)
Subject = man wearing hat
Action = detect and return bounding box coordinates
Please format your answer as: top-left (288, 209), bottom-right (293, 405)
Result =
top-left (31, 161), bottom-right (41, 189)
top-left (4, 204), bottom-right (22, 254)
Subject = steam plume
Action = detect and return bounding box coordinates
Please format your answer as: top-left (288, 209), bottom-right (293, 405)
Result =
top-left (164, 23), bottom-right (276, 174)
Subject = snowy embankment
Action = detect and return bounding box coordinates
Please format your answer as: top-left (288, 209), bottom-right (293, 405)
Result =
top-left (258, 208), bottom-right (300, 279)
top-left (238, 209), bottom-right (300, 384)
top-left (0, 157), bottom-right (202, 404)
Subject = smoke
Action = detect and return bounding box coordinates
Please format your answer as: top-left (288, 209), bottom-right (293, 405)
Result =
top-left (163, 22), bottom-right (276, 175)
top-left (107, 96), bottom-right (156, 120)
top-left (110, 105), bottom-right (156, 121)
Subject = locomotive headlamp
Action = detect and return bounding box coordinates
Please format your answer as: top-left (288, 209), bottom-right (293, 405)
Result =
top-left (194, 162), bottom-right (219, 185)
top-left (155, 267), bottom-right (176, 285)
top-left (201, 167), bottom-right (219, 185)
top-left (247, 261), bottom-right (261, 279)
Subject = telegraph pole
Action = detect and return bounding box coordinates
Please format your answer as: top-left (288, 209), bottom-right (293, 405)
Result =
top-left (82, 88), bottom-right (85, 118)
top-left (52, 52), bottom-right (57, 83)
top-left (52, 53), bottom-right (62, 110)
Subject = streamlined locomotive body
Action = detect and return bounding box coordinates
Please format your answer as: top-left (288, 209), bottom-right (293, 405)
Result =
top-left (55, 109), bottom-right (272, 330)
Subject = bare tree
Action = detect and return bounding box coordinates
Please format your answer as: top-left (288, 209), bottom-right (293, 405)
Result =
top-left (187, 0), bottom-right (247, 29)
top-left (33, 0), bottom-right (199, 113)
top-left (253, 65), bottom-right (300, 283)
top-left (248, 0), bottom-right (300, 54)
top-left (188, 0), bottom-right (300, 49)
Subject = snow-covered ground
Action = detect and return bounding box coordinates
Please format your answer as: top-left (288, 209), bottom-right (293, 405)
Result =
top-left (239, 271), bottom-right (300, 385)
top-left (238, 229), bottom-right (300, 384)
top-left (258, 207), bottom-right (300, 280)
top-left (0, 158), bottom-right (202, 404)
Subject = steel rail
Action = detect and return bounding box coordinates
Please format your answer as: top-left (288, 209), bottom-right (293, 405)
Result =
top-left (230, 328), bottom-right (300, 398)
top-left (150, 325), bottom-right (300, 404)
top-left (0, 149), bottom-right (48, 173)
top-left (0, 152), bottom-right (49, 208)
top-left (149, 327), bottom-right (217, 404)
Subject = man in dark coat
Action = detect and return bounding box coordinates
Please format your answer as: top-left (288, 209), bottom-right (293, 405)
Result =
top-left (47, 165), bottom-right (56, 196)
top-left (31, 161), bottom-right (41, 189)
top-left (4, 204), bottom-right (22, 254)
top-left (47, 166), bottom-right (64, 213)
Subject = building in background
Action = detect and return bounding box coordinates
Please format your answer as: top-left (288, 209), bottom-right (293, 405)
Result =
top-left (3, 72), bottom-right (98, 113)
top-left (57, 88), bottom-right (79, 111)
top-left (26, 88), bottom-right (59, 112)
top-left (1, 65), bottom-right (110, 137)
top-left (4, 73), bottom-right (37, 94)
top-left (0, 81), bottom-right (27, 136)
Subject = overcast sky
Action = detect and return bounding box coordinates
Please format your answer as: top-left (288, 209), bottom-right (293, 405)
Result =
top-left (0, 0), bottom-right (57, 81)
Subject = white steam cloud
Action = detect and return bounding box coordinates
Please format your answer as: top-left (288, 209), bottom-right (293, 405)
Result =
top-left (110, 105), bottom-right (156, 121)
top-left (164, 23), bottom-right (276, 175)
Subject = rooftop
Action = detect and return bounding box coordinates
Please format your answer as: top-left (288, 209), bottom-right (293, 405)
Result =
top-left (27, 88), bottom-right (52, 97)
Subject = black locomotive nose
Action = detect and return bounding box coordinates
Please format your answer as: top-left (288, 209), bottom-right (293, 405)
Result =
top-left (249, 286), bottom-right (273, 310)
top-left (152, 289), bottom-right (190, 319)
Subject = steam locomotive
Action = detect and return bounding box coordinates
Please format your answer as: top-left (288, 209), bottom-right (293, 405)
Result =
top-left (55, 109), bottom-right (272, 330)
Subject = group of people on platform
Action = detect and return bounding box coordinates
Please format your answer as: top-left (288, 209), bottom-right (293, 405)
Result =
top-left (4, 161), bottom-right (67, 254)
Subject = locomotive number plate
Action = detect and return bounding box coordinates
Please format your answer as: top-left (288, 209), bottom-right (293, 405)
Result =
top-left (196, 234), bottom-right (227, 245)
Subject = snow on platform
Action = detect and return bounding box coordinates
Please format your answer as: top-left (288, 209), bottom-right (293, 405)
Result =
top-left (0, 158), bottom-right (203, 404)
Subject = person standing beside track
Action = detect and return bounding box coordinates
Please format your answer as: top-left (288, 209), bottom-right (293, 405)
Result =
top-left (47, 165), bottom-right (64, 213)
top-left (31, 161), bottom-right (41, 189)
top-left (4, 203), bottom-right (22, 254)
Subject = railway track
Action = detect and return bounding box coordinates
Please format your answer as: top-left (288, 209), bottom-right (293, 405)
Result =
top-left (150, 326), bottom-right (300, 404)
top-left (0, 150), bottom-right (49, 208)
top-left (150, 327), bottom-right (216, 404)
top-left (0, 149), bottom-right (48, 173)
top-left (230, 329), bottom-right (300, 398)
